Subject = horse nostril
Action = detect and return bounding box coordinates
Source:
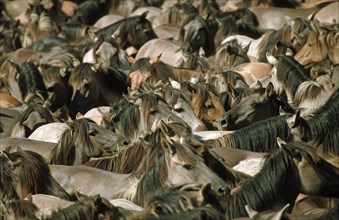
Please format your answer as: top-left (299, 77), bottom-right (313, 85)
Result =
top-left (220, 119), bottom-right (228, 127)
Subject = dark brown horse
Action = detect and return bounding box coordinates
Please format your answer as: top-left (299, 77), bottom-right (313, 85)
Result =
top-left (68, 63), bottom-right (128, 119)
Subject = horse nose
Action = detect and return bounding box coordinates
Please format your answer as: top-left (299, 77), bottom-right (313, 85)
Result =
top-left (219, 115), bottom-right (229, 130)
top-left (122, 139), bottom-right (131, 146)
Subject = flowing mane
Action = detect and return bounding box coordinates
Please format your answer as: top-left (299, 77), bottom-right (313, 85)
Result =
top-left (206, 116), bottom-right (291, 152)
top-left (7, 149), bottom-right (73, 200)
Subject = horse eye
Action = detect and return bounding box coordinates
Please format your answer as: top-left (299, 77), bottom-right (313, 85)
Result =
top-left (84, 83), bottom-right (90, 89)
top-left (174, 107), bottom-right (184, 113)
top-left (155, 205), bottom-right (163, 212)
top-left (251, 103), bottom-right (259, 108)
top-left (205, 104), bottom-right (214, 109)
top-left (149, 109), bottom-right (158, 115)
top-left (89, 130), bottom-right (98, 136)
top-left (183, 164), bottom-right (193, 170)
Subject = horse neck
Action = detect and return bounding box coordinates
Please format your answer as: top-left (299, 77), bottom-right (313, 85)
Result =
top-left (224, 150), bottom-right (300, 219)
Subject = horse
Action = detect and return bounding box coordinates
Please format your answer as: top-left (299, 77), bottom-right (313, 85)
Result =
top-left (44, 194), bottom-right (124, 220)
top-left (48, 118), bottom-right (131, 166)
top-left (207, 39), bottom-right (251, 69)
top-left (128, 54), bottom-right (203, 90)
top-left (0, 20), bottom-right (22, 56)
top-left (0, 93), bottom-right (21, 109)
top-left (77, 11), bottom-right (158, 52)
top-left (267, 53), bottom-right (332, 109)
top-left (292, 89), bottom-right (339, 156)
top-left (172, 81), bottom-right (226, 130)
top-left (1, 148), bottom-right (73, 201)
top-left (218, 82), bottom-right (295, 130)
top-left (22, 4), bottom-right (58, 48)
top-left (141, 82), bottom-right (207, 131)
top-left (82, 34), bottom-right (131, 72)
top-left (294, 21), bottom-right (339, 68)
top-left (135, 39), bottom-right (210, 70)
top-left (206, 115), bottom-right (293, 152)
top-left (68, 62), bottom-right (128, 119)
top-left (108, 91), bottom-right (188, 140)
top-left (41, 65), bottom-right (71, 114)
top-left (6, 60), bottom-right (48, 104)
top-left (178, 13), bottom-right (216, 57)
top-left (209, 138), bottom-right (339, 219)
top-left (50, 132), bottom-right (228, 207)
top-left (10, 103), bottom-right (60, 138)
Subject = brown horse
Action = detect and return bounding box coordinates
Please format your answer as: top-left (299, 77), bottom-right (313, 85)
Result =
top-left (172, 81), bottom-right (226, 130)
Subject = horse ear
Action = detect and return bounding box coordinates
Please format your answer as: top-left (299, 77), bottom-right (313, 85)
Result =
top-left (245, 205), bottom-right (259, 218)
top-left (140, 10), bottom-right (149, 19)
top-left (24, 193), bottom-right (33, 202)
top-left (169, 77), bottom-right (181, 89)
top-left (76, 112), bottom-right (84, 119)
top-left (72, 57), bottom-right (81, 67)
top-left (286, 48), bottom-right (293, 56)
top-left (59, 67), bottom-right (68, 77)
top-left (225, 83), bottom-right (236, 99)
top-left (284, 16), bottom-right (294, 26)
top-left (7, 60), bottom-right (20, 73)
top-left (88, 30), bottom-right (98, 41)
top-left (127, 56), bottom-right (136, 64)
top-left (111, 26), bottom-right (121, 39)
top-left (276, 137), bottom-right (287, 149)
top-left (93, 194), bottom-right (102, 204)
top-left (266, 52), bottom-right (278, 65)
top-left (187, 83), bottom-right (197, 94)
top-left (272, 203), bottom-right (290, 219)
top-left (201, 183), bottom-right (212, 198)
top-left (253, 80), bottom-right (262, 89)
top-left (243, 42), bottom-right (251, 54)
top-left (265, 82), bottom-right (275, 98)
top-left (75, 189), bottom-right (88, 200)
top-left (149, 54), bottom-right (162, 66)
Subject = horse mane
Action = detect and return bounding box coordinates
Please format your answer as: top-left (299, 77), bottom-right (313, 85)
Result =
top-left (18, 61), bottom-right (48, 101)
top-left (220, 147), bottom-right (298, 219)
top-left (8, 149), bottom-right (72, 200)
top-left (47, 195), bottom-right (114, 220)
top-left (49, 118), bottom-right (101, 165)
top-left (0, 152), bottom-right (20, 201)
top-left (158, 85), bottom-right (190, 107)
top-left (3, 199), bottom-right (40, 220)
top-left (111, 98), bottom-right (141, 139)
top-left (132, 131), bottom-right (202, 206)
top-left (275, 55), bottom-right (310, 95)
top-left (167, 1), bottom-right (197, 25)
top-left (207, 116), bottom-right (291, 152)
top-left (86, 140), bottom-right (146, 174)
top-left (297, 90), bottom-right (339, 154)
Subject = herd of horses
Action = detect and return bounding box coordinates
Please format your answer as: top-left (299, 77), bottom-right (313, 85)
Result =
top-left (0, 0), bottom-right (338, 219)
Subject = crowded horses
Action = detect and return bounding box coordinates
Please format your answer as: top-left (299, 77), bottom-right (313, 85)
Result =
top-left (0, 0), bottom-right (338, 219)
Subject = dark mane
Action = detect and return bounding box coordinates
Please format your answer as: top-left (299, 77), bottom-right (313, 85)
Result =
top-left (179, 13), bottom-right (215, 57)
top-left (86, 140), bottom-right (146, 174)
top-left (49, 118), bottom-right (105, 165)
top-left (275, 55), bottom-right (310, 95)
top-left (207, 116), bottom-right (291, 152)
top-left (8, 149), bottom-right (73, 200)
top-left (95, 13), bottom-right (157, 49)
top-left (46, 195), bottom-right (115, 220)
top-left (132, 131), bottom-right (202, 206)
top-left (17, 61), bottom-right (48, 101)
top-left (220, 147), bottom-right (296, 219)
top-left (297, 89), bottom-right (339, 154)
